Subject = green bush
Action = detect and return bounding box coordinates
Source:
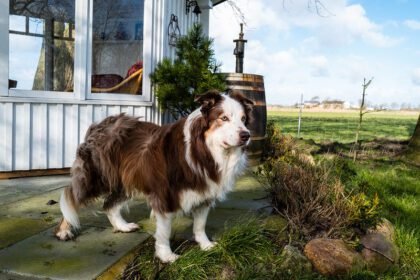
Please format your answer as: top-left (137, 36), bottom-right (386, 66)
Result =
top-left (150, 23), bottom-right (225, 119)
top-left (256, 123), bottom-right (381, 242)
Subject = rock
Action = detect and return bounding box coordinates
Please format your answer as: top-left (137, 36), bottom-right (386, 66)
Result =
top-left (368, 218), bottom-right (395, 242)
top-left (304, 238), bottom-right (364, 276)
top-left (361, 232), bottom-right (399, 273)
top-left (46, 199), bottom-right (58, 205)
top-left (280, 245), bottom-right (312, 273)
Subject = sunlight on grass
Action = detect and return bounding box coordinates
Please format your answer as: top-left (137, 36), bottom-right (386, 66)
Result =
top-left (268, 110), bottom-right (418, 143)
top-left (395, 225), bottom-right (420, 278)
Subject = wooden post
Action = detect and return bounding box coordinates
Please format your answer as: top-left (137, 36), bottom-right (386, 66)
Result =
top-left (298, 93), bottom-right (303, 138)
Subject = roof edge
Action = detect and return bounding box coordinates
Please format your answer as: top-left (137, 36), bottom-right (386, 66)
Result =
top-left (212, 0), bottom-right (227, 6)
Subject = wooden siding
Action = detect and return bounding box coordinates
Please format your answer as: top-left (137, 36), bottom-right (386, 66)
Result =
top-left (0, 102), bottom-right (153, 171)
top-left (0, 0), bottom-right (210, 172)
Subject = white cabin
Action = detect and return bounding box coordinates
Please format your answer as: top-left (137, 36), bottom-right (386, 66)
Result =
top-left (0, 0), bottom-right (226, 173)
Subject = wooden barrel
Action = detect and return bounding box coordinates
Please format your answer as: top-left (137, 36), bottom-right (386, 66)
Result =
top-left (222, 73), bottom-right (267, 164)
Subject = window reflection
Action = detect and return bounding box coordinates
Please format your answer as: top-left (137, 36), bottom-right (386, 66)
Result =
top-left (92, 0), bottom-right (144, 95)
top-left (9, 0), bottom-right (75, 92)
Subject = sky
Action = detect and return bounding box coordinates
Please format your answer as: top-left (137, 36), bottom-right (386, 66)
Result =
top-left (9, 15), bottom-right (44, 90)
top-left (209, 0), bottom-right (420, 107)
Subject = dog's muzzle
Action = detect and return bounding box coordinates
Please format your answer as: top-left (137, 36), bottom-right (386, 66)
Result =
top-left (239, 131), bottom-right (251, 145)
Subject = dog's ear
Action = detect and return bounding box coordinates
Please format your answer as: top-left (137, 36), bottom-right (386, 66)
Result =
top-left (194, 90), bottom-right (223, 116)
top-left (228, 90), bottom-right (254, 124)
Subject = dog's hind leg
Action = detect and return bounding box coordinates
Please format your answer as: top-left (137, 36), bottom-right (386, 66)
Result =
top-left (55, 145), bottom-right (95, 240)
top-left (104, 192), bottom-right (139, 233)
top-left (55, 186), bottom-right (80, 240)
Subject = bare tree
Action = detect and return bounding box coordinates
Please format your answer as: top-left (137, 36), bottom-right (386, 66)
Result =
top-left (226, 0), bottom-right (334, 25)
top-left (282, 0), bottom-right (334, 16)
top-left (352, 77), bottom-right (387, 161)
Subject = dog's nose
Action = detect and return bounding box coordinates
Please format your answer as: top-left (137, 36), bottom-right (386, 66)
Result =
top-left (239, 131), bottom-right (250, 142)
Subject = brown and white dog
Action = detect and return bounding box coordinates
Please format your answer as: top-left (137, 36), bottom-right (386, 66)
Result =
top-left (55, 90), bottom-right (253, 262)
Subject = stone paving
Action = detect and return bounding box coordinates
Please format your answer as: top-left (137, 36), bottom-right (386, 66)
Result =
top-left (0, 173), bottom-right (267, 280)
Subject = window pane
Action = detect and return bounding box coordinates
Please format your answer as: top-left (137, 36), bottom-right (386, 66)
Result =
top-left (92, 0), bottom-right (144, 95)
top-left (9, 0), bottom-right (75, 92)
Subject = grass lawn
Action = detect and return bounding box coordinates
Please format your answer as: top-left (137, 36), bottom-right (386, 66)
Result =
top-left (268, 109), bottom-right (418, 143)
top-left (339, 159), bottom-right (420, 279)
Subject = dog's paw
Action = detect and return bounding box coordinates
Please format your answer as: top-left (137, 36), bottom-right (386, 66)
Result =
top-left (157, 252), bottom-right (180, 263)
top-left (200, 241), bottom-right (217, 251)
top-left (55, 229), bottom-right (74, 241)
top-left (155, 245), bottom-right (180, 263)
top-left (114, 222), bottom-right (139, 233)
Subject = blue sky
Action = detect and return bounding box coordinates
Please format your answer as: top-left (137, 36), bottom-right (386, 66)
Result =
top-left (210, 0), bottom-right (420, 107)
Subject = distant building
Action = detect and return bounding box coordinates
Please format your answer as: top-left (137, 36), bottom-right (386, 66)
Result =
top-left (303, 100), bottom-right (321, 108)
top-left (322, 100), bottom-right (345, 109)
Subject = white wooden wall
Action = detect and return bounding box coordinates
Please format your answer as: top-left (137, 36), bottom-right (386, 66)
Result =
top-left (0, 0), bottom-right (211, 172)
top-left (0, 101), bottom-right (153, 171)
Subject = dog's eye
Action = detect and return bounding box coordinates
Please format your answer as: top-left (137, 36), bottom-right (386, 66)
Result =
top-left (221, 116), bottom-right (229, 121)
top-left (241, 116), bottom-right (246, 123)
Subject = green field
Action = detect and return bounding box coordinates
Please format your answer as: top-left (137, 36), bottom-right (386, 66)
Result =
top-left (268, 110), bottom-right (418, 143)
top-left (269, 109), bottom-right (420, 279)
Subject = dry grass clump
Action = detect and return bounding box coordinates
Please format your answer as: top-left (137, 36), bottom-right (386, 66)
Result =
top-left (256, 121), bottom-right (380, 242)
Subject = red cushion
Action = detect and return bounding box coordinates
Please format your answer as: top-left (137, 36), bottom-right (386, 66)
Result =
top-left (126, 61), bottom-right (143, 78)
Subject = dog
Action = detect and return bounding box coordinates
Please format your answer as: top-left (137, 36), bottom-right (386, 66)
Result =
top-left (55, 90), bottom-right (253, 263)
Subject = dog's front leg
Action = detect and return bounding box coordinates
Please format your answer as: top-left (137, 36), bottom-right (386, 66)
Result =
top-left (193, 205), bottom-right (216, 250)
top-left (154, 212), bottom-right (179, 263)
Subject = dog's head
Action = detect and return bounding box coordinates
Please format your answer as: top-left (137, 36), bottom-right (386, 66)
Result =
top-left (195, 90), bottom-right (254, 149)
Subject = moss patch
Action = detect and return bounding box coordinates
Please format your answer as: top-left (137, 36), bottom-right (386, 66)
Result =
top-left (0, 217), bottom-right (49, 249)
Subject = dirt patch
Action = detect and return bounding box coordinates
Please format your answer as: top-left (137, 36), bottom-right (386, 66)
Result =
top-left (313, 139), bottom-right (409, 159)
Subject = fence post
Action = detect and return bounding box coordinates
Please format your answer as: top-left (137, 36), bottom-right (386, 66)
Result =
top-left (297, 94), bottom-right (303, 138)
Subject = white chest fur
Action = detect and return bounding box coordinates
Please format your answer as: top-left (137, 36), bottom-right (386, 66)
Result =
top-left (180, 144), bottom-right (247, 213)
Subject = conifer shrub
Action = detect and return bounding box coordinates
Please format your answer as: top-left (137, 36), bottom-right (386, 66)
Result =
top-left (150, 24), bottom-right (225, 119)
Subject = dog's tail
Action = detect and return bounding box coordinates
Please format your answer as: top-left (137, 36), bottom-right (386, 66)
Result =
top-left (59, 186), bottom-right (80, 230)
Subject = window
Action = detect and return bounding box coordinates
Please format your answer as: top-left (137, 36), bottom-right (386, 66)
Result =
top-left (3, 0), bottom-right (149, 101)
top-left (9, 0), bottom-right (75, 92)
top-left (91, 0), bottom-right (144, 95)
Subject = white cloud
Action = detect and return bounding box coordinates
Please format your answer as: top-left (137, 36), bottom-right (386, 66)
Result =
top-left (412, 68), bottom-right (420, 86)
top-left (210, 0), bottom-right (289, 51)
top-left (404, 19), bottom-right (420, 30)
top-left (314, 4), bottom-right (401, 47)
top-left (209, 0), bottom-right (416, 106)
top-left (307, 55), bottom-right (329, 77)
top-left (211, 0), bottom-right (401, 51)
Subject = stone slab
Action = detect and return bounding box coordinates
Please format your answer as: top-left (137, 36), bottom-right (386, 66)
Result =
top-left (0, 226), bottom-right (149, 280)
top-left (0, 218), bottom-right (51, 250)
top-left (0, 176), bottom-right (71, 206)
top-left (0, 187), bottom-right (151, 229)
top-left (0, 173), bottom-right (268, 280)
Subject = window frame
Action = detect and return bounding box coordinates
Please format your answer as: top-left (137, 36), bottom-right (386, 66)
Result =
top-left (0, 0), bottom-right (152, 103)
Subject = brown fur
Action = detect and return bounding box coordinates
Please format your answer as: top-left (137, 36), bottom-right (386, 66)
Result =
top-left (62, 90), bottom-right (253, 218)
